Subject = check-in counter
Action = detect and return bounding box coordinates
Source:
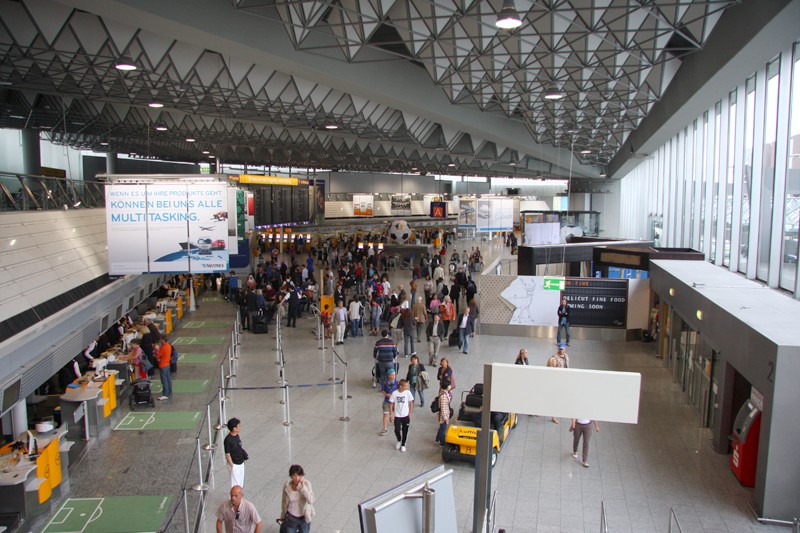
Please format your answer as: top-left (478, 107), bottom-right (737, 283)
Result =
top-left (0, 427), bottom-right (72, 523)
top-left (59, 371), bottom-right (118, 442)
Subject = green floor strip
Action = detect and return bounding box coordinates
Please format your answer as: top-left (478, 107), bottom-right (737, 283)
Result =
top-left (182, 320), bottom-right (231, 328)
top-left (151, 379), bottom-right (210, 394)
top-left (172, 335), bottom-right (226, 345)
top-left (44, 496), bottom-right (171, 533)
top-left (115, 411), bottom-right (202, 431)
top-left (178, 352), bottom-right (218, 364)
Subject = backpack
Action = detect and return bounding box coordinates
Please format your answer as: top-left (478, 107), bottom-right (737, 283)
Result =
top-left (170, 344), bottom-right (179, 373)
top-left (441, 284), bottom-right (449, 297)
top-left (430, 396), bottom-right (453, 418)
top-left (139, 353), bottom-right (154, 373)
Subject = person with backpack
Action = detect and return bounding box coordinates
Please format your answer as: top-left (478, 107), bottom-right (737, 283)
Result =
top-left (155, 337), bottom-right (173, 400)
top-left (434, 377), bottom-right (452, 446)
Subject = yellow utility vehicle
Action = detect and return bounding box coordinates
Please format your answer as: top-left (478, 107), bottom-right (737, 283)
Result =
top-left (442, 383), bottom-right (517, 467)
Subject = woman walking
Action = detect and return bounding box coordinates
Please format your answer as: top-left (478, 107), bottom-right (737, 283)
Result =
top-left (280, 464), bottom-right (316, 533)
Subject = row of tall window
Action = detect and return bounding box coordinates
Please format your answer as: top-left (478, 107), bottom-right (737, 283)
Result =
top-left (620, 40), bottom-right (800, 297)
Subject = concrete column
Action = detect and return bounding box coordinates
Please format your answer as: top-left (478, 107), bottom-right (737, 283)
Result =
top-left (11, 401), bottom-right (27, 441)
top-left (106, 152), bottom-right (119, 175)
top-left (21, 129), bottom-right (41, 176)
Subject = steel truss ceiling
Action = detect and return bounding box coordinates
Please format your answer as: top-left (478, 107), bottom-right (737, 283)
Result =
top-left (0, 0), bottom-right (738, 179)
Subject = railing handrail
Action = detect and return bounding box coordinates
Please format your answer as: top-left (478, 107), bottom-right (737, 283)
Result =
top-left (0, 170), bottom-right (106, 211)
top-left (668, 506), bottom-right (684, 533)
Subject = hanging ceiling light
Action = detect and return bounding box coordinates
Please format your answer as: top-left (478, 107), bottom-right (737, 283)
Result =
top-left (496, 0), bottom-right (523, 29)
top-left (155, 123), bottom-right (168, 131)
top-left (543, 86), bottom-right (566, 100)
top-left (114, 56), bottom-right (137, 71)
top-left (324, 123), bottom-right (339, 130)
top-left (148, 102), bottom-right (164, 108)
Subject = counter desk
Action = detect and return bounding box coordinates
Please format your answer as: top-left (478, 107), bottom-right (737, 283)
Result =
top-left (0, 427), bottom-right (72, 523)
top-left (59, 371), bottom-right (118, 443)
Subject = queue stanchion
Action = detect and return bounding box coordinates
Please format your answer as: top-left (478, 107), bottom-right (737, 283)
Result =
top-left (202, 404), bottom-right (217, 452)
top-left (191, 437), bottom-right (209, 492)
top-left (340, 363), bottom-right (350, 422)
top-left (225, 347), bottom-right (235, 380)
top-left (328, 346), bottom-right (337, 382)
top-left (182, 488), bottom-right (191, 533)
top-left (282, 381), bottom-right (292, 427)
top-left (215, 387), bottom-right (226, 430)
top-left (273, 313), bottom-right (281, 357)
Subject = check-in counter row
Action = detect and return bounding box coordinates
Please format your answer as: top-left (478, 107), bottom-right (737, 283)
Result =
top-left (0, 426), bottom-right (72, 525)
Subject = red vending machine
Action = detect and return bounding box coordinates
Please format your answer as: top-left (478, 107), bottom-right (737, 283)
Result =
top-left (730, 399), bottom-right (762, 487)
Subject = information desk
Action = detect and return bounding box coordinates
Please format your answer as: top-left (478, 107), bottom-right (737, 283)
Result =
top-left (0, 426), bottom-right (71, 522)
top-left (59, 372), bottom-right (118, 441)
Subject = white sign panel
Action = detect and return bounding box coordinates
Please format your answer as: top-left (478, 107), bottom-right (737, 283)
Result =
top-left (106, 184), bottom-right (149, 274)
top-left (490, 364), bottom-right (641, 424)
top-left (525, 222), bottom-right (561, 245)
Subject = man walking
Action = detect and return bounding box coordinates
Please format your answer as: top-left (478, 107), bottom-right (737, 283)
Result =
top-left (215, 485), bottom-right (262, 533)
top-left (456, 306), bottom-right (475, 354)
top-left (390, 379), bottom-right (415, 452)
top-left (379, 369), bottom-right (399, 436)
top-left (374, 329), bottom-right (398, 386)
top-left (557, 297), bottom-right (571, 346)
top-left (570, 418), bottom-right (600, 468)
top-left (333, 300), bottom-right (347, 345)
top-left (224, 418), bottom-right (249, 488)
top-left (427, 314), bottom-right (445, 367)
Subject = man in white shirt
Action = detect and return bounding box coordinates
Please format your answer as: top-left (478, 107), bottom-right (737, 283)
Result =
top-left (348, 298), bottom-right (363, 337)
top-left (389, 379), bottom-right (415, 452)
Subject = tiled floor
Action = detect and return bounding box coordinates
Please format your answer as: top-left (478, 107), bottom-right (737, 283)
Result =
top-left (28, 236), bottom-right (783, 533)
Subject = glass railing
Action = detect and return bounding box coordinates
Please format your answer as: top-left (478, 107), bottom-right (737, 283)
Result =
top-left (0, 172), bottom-right (105, 211)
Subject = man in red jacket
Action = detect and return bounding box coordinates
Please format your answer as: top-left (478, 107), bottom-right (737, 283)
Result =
top-left (155, 337), bottom-right (173, 400)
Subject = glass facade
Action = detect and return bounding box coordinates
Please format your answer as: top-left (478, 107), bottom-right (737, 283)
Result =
top-left (620, 39), bottom-right (800, 298)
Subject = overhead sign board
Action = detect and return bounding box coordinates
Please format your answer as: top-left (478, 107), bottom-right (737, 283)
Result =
top-left (239, 174), bottom-right (299, 186)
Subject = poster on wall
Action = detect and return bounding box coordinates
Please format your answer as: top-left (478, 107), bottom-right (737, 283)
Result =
top-left (353, 194), bottom-right (374, 216)
top-left (390, 194), bottom-right (411, 216)
top-left (105, 184), bottom-right (149, 274)
top-left (458, 197), bottom-right (476, 227)
top-left (476, 198), bottom-right (514, 232)
top-left (106, 182), bottom-right (230, 275)
top-left (499, 276), bottom-right (560, 326)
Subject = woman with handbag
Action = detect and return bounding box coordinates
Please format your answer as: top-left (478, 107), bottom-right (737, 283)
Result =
top-left (279, 464), bottom-right (315, 533)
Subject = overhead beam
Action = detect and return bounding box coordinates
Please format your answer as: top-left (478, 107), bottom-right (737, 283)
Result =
top-left (608, 0), bottom-right (800, 179)
top-left (54, 0), bottom-right (600, 179)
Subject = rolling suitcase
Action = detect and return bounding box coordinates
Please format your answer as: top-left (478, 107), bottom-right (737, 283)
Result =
top-left (252, 313), bottom-right (268, 334)
top-left (448, 330), bottom-right (459, 347)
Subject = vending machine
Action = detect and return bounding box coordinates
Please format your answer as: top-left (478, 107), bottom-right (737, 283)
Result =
top-left (730, 399), bottom-right (762, 487)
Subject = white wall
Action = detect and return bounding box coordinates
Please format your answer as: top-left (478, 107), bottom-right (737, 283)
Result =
top-left (592, 180), bottom-right (621, 238)
top-left (0, 209), bottom-right (108, 322)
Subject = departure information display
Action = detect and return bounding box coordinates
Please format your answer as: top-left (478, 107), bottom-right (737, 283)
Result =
top-left (565, 278), bottom-right (628, 328)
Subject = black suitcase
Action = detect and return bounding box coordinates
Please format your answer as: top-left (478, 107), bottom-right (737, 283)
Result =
top-left (448, 330), bottom-right (459, 347)
top-left (252, 314), bottom-right (268, 334)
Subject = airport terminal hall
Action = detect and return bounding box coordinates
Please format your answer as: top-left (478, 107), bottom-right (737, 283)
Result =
top-left (2, 0), bottom-right (800, 532)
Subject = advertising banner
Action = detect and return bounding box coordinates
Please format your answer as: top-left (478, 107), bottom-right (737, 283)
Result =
top-left (499, 276), bottom-right (561, 326)
top-left (476, 198), bottom-right (514, 232)
top-left (106, 182), bottom-right (229, 275)
top-left (353, 194), bottom-right (374, 216)
top-left (390, 194), bottom-right (411, 216)
top-left (105, 184), bottom-right (149, 274)
top-left (525, 222), bottom-right (561, 245)
top-left (184, 183), bottom-right (229, 273)
top-left (457, 197), bottom-right (476, 227)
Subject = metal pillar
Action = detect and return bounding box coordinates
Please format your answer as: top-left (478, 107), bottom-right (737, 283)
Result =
top-left (21, 129), bottom-right (41, 176)
top-left (472, 364), bottom-right (493, 533)
top-left (106, 152), bottom-right (118, 174)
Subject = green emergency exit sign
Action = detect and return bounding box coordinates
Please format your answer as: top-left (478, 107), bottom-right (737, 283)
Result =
top-left (543, 277), bottom-right (565, 290)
